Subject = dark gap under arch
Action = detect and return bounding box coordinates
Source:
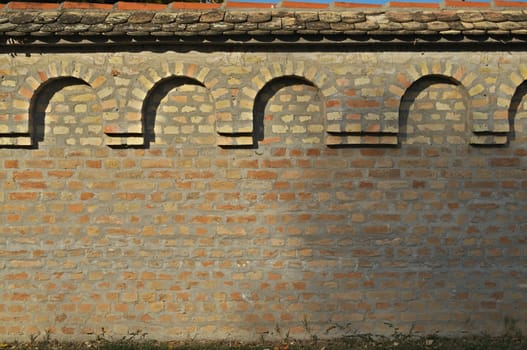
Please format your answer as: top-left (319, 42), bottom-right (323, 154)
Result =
top-left (398, 74), bottom-right (466, 146)
top-left (508, 80), bottom-right (527, 142)
top-left (142, 76), bottom-right (206, 148)
top-left (253, 75), bottom-right (317, 147)
top-left (29, 77), bottom-right (90, 148)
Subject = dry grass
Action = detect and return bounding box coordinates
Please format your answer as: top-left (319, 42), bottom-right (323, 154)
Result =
top-left (2, 331), bottom-right (526, 350)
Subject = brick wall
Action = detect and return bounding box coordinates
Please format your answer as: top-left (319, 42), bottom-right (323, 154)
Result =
top-left (1, 50), bottom-right (527, 340)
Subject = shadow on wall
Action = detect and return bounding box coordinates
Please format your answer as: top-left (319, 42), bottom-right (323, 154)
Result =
top-left (509, 80), bottom-right (527, 141)
top-left (11, 68), bottom-right (526, 150)
top-left (31, 77), bottom-right (89, 147)
top-left (398, 75), bottom-right (469, 146)
top-left (142, 76), bottom-right (208, 148)
top-left (29, 77), bottom-right (98, 148)
top-left (252, 75), bottom-right (321, 148)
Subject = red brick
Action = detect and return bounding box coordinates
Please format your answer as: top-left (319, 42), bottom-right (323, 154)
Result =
top-left (490, 158), bottom-right (520, 167)
top-left (347, 100), bottom-right (381, 108)
top-left (19, 181), bottom-right (46, 189)
top-left (48, 170), bottom-right (74, 178)
top-left (247, 170), bottom-right (277, 179)
top-left (86, 160), bottom-right (102, 168)
top-left (369, 169), bottom-right (400, 178)
top-left (326, 100), bottom-right (341, 108)
top-left (9, 192), bottom-right (38, 200)
top-left (68, 204), bottom-right (83, 213)
top-left (4, 160), bottom-right (18, 168)
top-left (363, 225), bottom-right (391, 234)
top-left (233, 159), bottom-right (258, 168)
top-left (13, 171), bottom-right (43, 180)
top-left (261, 159), bottom-right (293, 168)
top-left (140, 159), bottom-right (173, 168)
top-left (351, 159), bottom-right (375, 167)
top-left (23, 160), bottom-right (54, 168)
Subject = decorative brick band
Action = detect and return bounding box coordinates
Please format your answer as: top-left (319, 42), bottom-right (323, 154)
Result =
top-left (0, 56), bottom-right (522, 149)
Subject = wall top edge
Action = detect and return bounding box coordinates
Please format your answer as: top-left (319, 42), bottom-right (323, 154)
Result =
top-left (0, 2), bottom-right (526, 44)
top-left (2, 1), bottom-right (527, 11)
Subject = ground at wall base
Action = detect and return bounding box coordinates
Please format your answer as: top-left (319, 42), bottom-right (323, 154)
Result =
top-left (2, 326), bottom-right (527, 350)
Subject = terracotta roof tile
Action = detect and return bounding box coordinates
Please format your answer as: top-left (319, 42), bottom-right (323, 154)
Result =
top-left (62, 1), bottom-right (113, 10)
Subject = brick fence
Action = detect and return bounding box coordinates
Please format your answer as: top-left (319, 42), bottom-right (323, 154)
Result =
top-left (0, 2), bottom-right (527, 341)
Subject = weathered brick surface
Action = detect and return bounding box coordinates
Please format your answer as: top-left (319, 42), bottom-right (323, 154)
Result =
top-left (0, 51), bottom-right (527, 341)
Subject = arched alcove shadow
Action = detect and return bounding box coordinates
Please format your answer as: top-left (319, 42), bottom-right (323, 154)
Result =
top-left (30, 77), bottom-right (91, 148)
top-left (507, 80), bottom-right (527, 142)
top-left (399, 75), bottom-right (469, 145)
top-left (142, 76), bottom-right (207, 148)
top-left (253, 75), bottom-right (321, 147)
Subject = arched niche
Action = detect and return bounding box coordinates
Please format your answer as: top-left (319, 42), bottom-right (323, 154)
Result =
top-left (218, 61), bottom-right (336, 147)
top-left (29, 77), bottom-right (102, 148)
top-left (252, 75), bottom-right (324, 148)
top-left (107, 62), bottom-right (220, 148)
top-left (399, 75), bottom-right (469, 146)
top-left (508, 80), bottom-right (527, 143)
top-left (1, 60), bottom-right (111, 148)
top-left (142, 76), bottom-right (215, 148)
top-left (497, 63), bottom-right (527, 145)
top-left (390, 61), bottom-right (501, 145)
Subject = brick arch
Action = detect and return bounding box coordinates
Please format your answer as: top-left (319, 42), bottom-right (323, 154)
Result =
top-left (389, 61), bottom-right (501, 145)
top-left (217, 61), bottom-right (337, 147)
top-left (399, 74), bottom-right (470, 145)
top-left (497, 63), bottom-right (527, 145)
top-left (4, 60), bottom-right (111, 148)
top-left (106, 62), bottom-right (220, 147)
top-left (252, 75), bottom-right (325, 147)
top-left (142, 76), bottom-right (215, 148)
top-left (29, 77), bottom-right (93, 148)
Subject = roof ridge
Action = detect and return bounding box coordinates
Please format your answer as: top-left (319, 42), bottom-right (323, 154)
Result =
top-left (1, 0), bottom-right (526, 11)
top-left (0, 0), bottom-right (526, 44)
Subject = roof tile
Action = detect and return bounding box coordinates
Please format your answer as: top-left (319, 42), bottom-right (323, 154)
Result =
top-left (226, 2), bottom-right (276, 9)
top-left (389, 2), bottom-right (439, 9)
top-left (200, 10), bottom-right (225, 23)
top-left (115, 1), bottom-right (166, 11)
top-left (444, 0), bottom-right (491, 7)
top-left (0, 2), bottom-right (526, 44)
top-left (169, 2), bottom-right (222, 10)
top-left (57, 11), bottom-right (83, 24)
top-left (495, 0), bottom-right (527, 7)
top-left (8, 2), bottom-right (59, 10)
top-left (282, 2), bottom-right (329, 9)
top-left (62, 2), bottom-right (113, 10)
top-left (34, 12), bottom-right (61, 24)
top-left (334, 2), bottom-right (383, 8)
